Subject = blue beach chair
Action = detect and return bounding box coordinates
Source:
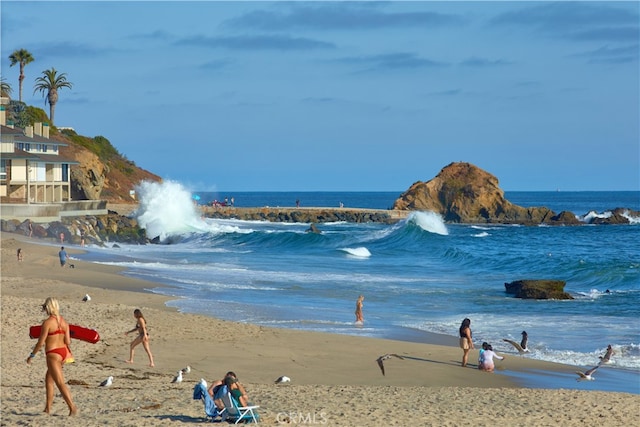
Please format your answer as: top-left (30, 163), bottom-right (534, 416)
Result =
top-left (220, 387), bottom-right (260, 424)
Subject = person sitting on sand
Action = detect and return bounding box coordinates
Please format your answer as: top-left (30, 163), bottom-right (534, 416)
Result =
top-left (479, 344), bottom-right (504, 372)
top-left (125, 309), bottom-right (155, 367)
top-left (478, 342), bottom-right (489, 370)
top-left (224, 372), bottom-right (251, 407)
top-left (17, 248), bottom-right (23, 262)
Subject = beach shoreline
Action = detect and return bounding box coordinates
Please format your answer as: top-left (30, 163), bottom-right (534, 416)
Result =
top-left (2, 232), bottom-right (639, 426)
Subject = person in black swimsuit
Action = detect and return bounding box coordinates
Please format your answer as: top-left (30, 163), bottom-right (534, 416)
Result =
top-left (125, 309), bottom-right (155, 367)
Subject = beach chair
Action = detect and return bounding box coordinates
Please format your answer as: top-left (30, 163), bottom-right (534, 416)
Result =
top-left (192, 382), bottom-right (226, 422)
top-left (221, 388), bottom-right (260, 424)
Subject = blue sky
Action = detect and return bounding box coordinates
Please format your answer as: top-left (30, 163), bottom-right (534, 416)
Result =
top-left (2, 1), bottom-right (638, 192)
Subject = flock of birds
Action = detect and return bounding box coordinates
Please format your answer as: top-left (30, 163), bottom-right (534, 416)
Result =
top-left (84, 292), bottom-right (616, 386)
top-left (374, 331), bottom-right (617, 382)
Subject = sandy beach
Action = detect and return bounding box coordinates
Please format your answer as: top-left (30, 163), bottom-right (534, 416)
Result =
top-left (1, 232), bottom-right (638, 426)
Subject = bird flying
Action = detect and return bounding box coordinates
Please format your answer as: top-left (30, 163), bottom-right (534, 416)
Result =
top-left (598, 345), bottom-right (615, 365)
top-left (575, 365), bottom-right (599, 382)
top-left (376, 353), bottom-right (404, 376)
top-left (503, 331), bottom-right (529, 355)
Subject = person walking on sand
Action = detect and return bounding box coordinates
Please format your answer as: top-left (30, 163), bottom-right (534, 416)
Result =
top-left (58, 246), bottom-right (68, 267)
top-left (355, 295), bottom-right (365, 324)
top-left (125, 309), bottom-right (155, 367)
top-left (27, 297), bottom-right (78, 416)
top-left (459, 318), bottom-right (474, 367)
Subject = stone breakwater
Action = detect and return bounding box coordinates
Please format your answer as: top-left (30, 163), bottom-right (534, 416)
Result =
top-left (201, 206), bottom-right (409, 224)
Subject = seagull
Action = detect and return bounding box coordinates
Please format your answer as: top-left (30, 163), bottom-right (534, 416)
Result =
top-left (598, 345), bottom-right (615, 365)
top-left (82, 294), bottom-right (91, 302)
top-left (376, 354), bottom-right (404, 376)
top-left (503, 331), bottom-right (529, 355)
top-left (275, 376), bottom-right (291, 384)
top-left (181, 365), bottom-right (191, 375)
top-left (171, 370), bottom-right (183, 383)
top-left (575, 365), bottom-right (599, 382)
top-left (99, 376), bottom-right (113, 387)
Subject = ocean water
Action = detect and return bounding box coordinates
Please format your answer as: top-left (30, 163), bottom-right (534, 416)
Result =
top-left (79, 183), bottom-right (640, 393)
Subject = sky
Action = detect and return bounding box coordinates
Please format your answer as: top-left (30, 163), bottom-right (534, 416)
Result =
top-left (1, 1), bottom-right (639, 192)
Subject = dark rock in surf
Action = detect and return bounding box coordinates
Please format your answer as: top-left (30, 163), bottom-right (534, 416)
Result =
top-left (504, 280), bottom-right (574, 300)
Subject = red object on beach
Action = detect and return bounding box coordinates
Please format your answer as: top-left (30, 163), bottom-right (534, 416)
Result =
top-left (29, 324), bottom-right (100, 344)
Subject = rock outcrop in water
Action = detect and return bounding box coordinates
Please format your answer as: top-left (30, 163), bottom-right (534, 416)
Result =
top-left (505, 280), bottom-right (574, 300)
top-left (392, 162), bottom-right (638, 225)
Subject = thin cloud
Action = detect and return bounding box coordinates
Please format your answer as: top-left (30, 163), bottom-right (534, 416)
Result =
top-left (337, 52), bottom-right (448, 72)
top-left (128, 30), bottom-right (175, 42)
top-left (459, 57), bottom-right (514, 67)
top-left (30, 41), bottom-right (115, 59)
top-left (570, 44), bottom-right (639, 64)
top-left (489, 2), bottom-right (639, 43)
top-left (225, 3), bottom-right (465, 31)
top-left (176, 34), bottom-right (335, 51)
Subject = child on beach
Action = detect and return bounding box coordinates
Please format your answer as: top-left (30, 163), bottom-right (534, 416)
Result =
top-left (479, 344), bottom-right (504, 372)
top-left (125, 309), bottom-right (155, 367)
top-left (355, 295), bottom-right (364, 324)
top-left (17, 248), bottom-right (23, 262)
top-left (478, 342), bottom-right (489, 370)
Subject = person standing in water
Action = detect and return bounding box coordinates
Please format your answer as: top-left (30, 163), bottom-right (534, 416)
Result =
top-left (355, 295), bottom-right (365, 324)
top-left (459, 317), bottom-right (474, 367)
top-left (125, 309), bottom-right (155, 367)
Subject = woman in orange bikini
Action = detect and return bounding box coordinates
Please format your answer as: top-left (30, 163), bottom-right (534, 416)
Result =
top-left (125, 308), bottom-right (155, 367)
top-left (27, 297), bottom-right (78, 416)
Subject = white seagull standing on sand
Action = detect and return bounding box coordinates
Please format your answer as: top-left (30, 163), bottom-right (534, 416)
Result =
top-left (99, 376), bottom-right (113, 387)
top-left (575, 365), bottom-right (599, 382)
top-left (82, 294), bottom-right (91, 302)
top-left (171, 370), bottom-right (183, 383)
top-left (275, 376), bottom-right (291, 384)
top-left (181, 365), bottom-right (191, 375)
top-left (503, 331), bottom-right (529, 355)
top-left (376, 354), bottom-right (405, 376)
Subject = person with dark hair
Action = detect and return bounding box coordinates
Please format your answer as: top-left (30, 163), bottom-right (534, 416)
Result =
top-left (459, 318), bottom-right (474, 367)
top-left (27, 297), bottom-right (78, 416)
top-left (479, 343), bottom-right (504, 372)
top-left (58, 246), bottom-right (68, 267)
top-left (225, 371), bottom-right (250, 407)
top-left (125, 309), bottom-right (154, 367)
top-left (478, 342), bottom-right (489, 370)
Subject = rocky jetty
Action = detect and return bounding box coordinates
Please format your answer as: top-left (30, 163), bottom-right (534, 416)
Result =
top-left (392, 162), bottom-right (638, 225)
top-left (504, 280), bottom-right (574, 300)
top-left (1, 214), bottom-right (149, 246)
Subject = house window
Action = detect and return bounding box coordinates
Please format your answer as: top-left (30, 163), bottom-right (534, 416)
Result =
top-left (0, 159), bottom-right (6, 180)
top-left (17, 143), bottom-right (24, 150)
top-left (52, 145), bottom-right (58, 153)
top-left (43, 144), bottom-right (48, 153)
top-left (62, 164), bottom-right (69, 181)
top-left (25, 143), bottom-right (31, 151)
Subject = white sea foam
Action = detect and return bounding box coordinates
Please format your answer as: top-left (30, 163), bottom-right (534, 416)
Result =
top-left (473, 232), bottom-right (489, 238)
top-left (340, 247), bottom-right (371, 258)
top-left (135, 180), bottom-right (243, 241)
top-left (409, 211), bottom-right (449, 235)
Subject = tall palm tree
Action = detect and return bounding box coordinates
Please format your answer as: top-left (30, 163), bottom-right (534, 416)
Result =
top-left (8, 48), bottom-right (34, 102)
top-left (33, 67), bottom-right (73, 125)
top-left (1, 76), bottom-right (12, 98)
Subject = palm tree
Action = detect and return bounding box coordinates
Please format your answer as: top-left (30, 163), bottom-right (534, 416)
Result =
top-left (1, 76), bottom-right (12, 98)
top-left (8, 48), bottom-right (34, 102)
top-left (33, 67), bottom-right (73, 125)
